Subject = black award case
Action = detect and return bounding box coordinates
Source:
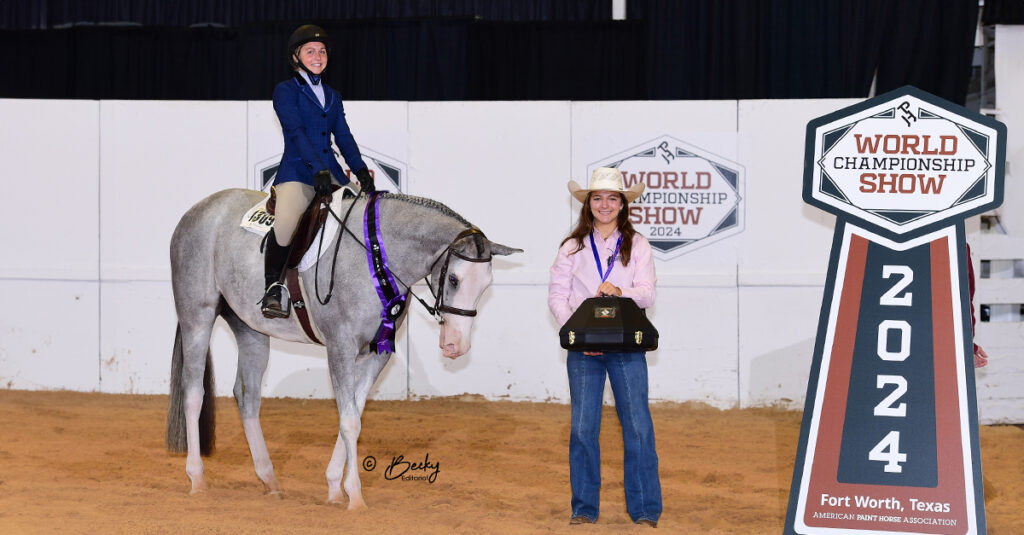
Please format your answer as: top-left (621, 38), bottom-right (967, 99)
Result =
top-left (558, 296), bottom-right (658, 352)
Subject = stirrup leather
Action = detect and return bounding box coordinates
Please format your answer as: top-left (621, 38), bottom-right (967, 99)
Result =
top-left (261, 282), bottom-right (292, 319)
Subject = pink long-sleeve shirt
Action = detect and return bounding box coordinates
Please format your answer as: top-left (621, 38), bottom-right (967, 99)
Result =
top-left (548, 229), bottom-right (657, 326)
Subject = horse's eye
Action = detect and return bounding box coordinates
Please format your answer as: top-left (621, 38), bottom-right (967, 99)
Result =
top-left (448, 274), bottom-right (459, 288)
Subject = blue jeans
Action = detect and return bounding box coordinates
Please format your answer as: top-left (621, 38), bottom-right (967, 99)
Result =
top-left (567, 350), bottom-right (661, 523)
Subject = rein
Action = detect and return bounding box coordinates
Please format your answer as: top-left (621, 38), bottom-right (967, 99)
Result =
top-left (314, 192), bottom-right (360, 306)
top-left (314, 192), bottom-right (492, 323)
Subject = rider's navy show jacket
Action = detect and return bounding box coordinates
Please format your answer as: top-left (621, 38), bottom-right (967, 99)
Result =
top-left (272, 72), bottom-right (367, 186)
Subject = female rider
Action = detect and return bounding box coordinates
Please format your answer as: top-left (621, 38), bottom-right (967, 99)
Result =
top-left (262, 24), bottom-right (375, 318)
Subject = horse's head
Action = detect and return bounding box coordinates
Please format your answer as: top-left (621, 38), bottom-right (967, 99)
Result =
top-left (429, 231), bottom-right (522, 358)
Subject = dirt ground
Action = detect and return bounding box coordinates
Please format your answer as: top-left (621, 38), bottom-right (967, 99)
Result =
top-left (0, 390), bottom-right (1021, 534)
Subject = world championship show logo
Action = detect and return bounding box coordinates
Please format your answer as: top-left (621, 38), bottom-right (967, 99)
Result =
top-left (784, 86), bottom-right (1006, 535)
top-left (807, 91), bottom-right (999, 240)
top-left (589, 135), bottom-right (745, 260)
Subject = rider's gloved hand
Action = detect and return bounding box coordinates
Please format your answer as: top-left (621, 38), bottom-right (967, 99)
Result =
top-left (355, 167), bottom-right (375, 193)
top-left (313, 169), bottom-right (333, 197)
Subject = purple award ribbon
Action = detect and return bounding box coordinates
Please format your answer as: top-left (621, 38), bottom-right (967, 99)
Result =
top-left (364, 194), bottom-right (407, 354)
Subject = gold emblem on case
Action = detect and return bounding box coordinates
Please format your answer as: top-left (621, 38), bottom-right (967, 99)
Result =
top-left (569, 331), bottom-right (575, 345)
top-left (635, 331), bottom-right (643, 344)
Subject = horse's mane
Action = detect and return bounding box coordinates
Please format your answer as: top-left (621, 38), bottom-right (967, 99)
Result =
top-left (378, 193), bottom-right (486, 256)
top-left (378, 192), bottom-right (473, 228)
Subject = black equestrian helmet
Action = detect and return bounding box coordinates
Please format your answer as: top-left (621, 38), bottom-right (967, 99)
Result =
top-left (287, 24), bottom-right (330, 67)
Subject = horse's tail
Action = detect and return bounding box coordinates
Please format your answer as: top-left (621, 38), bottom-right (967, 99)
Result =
top-left (166, 323), bottom-right (216, 456)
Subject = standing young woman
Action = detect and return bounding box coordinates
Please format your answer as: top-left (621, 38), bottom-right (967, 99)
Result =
top-left (548, 167), bottom-right (662, 527)
top-left (261, 24), bottom-right (376, 319)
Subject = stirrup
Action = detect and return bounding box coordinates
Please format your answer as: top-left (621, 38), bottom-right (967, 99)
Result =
top-left (261, 282), bottom-right (291, 319)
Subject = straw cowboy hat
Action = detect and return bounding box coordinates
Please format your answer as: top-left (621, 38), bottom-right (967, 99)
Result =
top-left (568, 167), bottom-right (645, 203)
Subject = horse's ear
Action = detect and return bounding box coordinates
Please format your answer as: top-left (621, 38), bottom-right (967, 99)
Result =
top-left (488, 241), bottom-right (523, 256)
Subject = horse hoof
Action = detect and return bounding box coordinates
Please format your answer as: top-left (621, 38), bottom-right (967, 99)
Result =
top-left (188, 478), bottom-right (209, 495)
top-left (189, 487), bottom-right (208, 496)
top-left (265, 490), bottom-right (284, 500)
top-left (262, 478), bottom-right (283, 495)
top-left (347, 499), bottom-right (368, 511)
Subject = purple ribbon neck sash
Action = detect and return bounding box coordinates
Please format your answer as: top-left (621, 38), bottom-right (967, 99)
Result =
top-left (364, 193), bottom-right (407, 354)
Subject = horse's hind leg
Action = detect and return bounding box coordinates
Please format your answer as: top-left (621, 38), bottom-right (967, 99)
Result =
top-left (223, 308), bottom-right (282, 495)
top-left (179, 306), bottom-right (219, 494)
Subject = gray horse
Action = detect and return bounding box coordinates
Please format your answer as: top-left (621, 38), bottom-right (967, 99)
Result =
top-left (165, 188), bottom-right (520, 509)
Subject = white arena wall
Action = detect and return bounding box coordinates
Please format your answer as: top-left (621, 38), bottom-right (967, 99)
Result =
top-left (2, 49), bottom-right (1022, 424)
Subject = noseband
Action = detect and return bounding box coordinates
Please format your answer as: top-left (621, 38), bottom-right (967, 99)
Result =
top-left (425, 228), bottom-right (492, 321)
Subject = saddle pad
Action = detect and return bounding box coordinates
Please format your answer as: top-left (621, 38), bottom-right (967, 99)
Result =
top-left (240, 191), bottom-right (351, 272)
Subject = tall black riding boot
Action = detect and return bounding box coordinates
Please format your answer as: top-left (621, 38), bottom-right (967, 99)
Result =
top-left (261, 230), bottom-right (293, 319)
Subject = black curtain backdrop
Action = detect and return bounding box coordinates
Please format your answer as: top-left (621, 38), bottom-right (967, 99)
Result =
top-left (627, 0), bottom-right (978, 102)
top-left (0, 0), bottom-right (982, 103)
top-left (983, 0), bottom-right (1024, 24)
top-left (0, 0), bottom-right (613, 29)
top-left (467, 20), bottom-right (647, 100)
top-left (627, 0), bottom-right (884, 99)
top-left (873, 0), bottom-right (980, 106)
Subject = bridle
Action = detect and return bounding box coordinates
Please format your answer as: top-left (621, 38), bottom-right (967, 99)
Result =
top-left (318, 194), bottom-right (492, 324)
top-left (424, 227), bottom-right (492, 319)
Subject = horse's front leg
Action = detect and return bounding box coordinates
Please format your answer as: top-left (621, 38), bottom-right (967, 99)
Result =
top-left (325, 411), bottom-right (365, 509)
top-left (325, 429), bottom-right (349, 505)
top-left (325, 347), bottom-right (390, 509)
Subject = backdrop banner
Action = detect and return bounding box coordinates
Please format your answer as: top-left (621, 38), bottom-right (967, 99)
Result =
top-left (784, 87), bottom-right (1006, 535)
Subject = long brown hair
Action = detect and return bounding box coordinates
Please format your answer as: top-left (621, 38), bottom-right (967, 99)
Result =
top-left (560, 192), bottom-right (636, 266)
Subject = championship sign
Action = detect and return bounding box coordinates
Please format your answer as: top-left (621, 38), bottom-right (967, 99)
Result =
top-left (784, 87), bottom-right (1006, 535)
top-left (588, 135), bottom-right (744, 259)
